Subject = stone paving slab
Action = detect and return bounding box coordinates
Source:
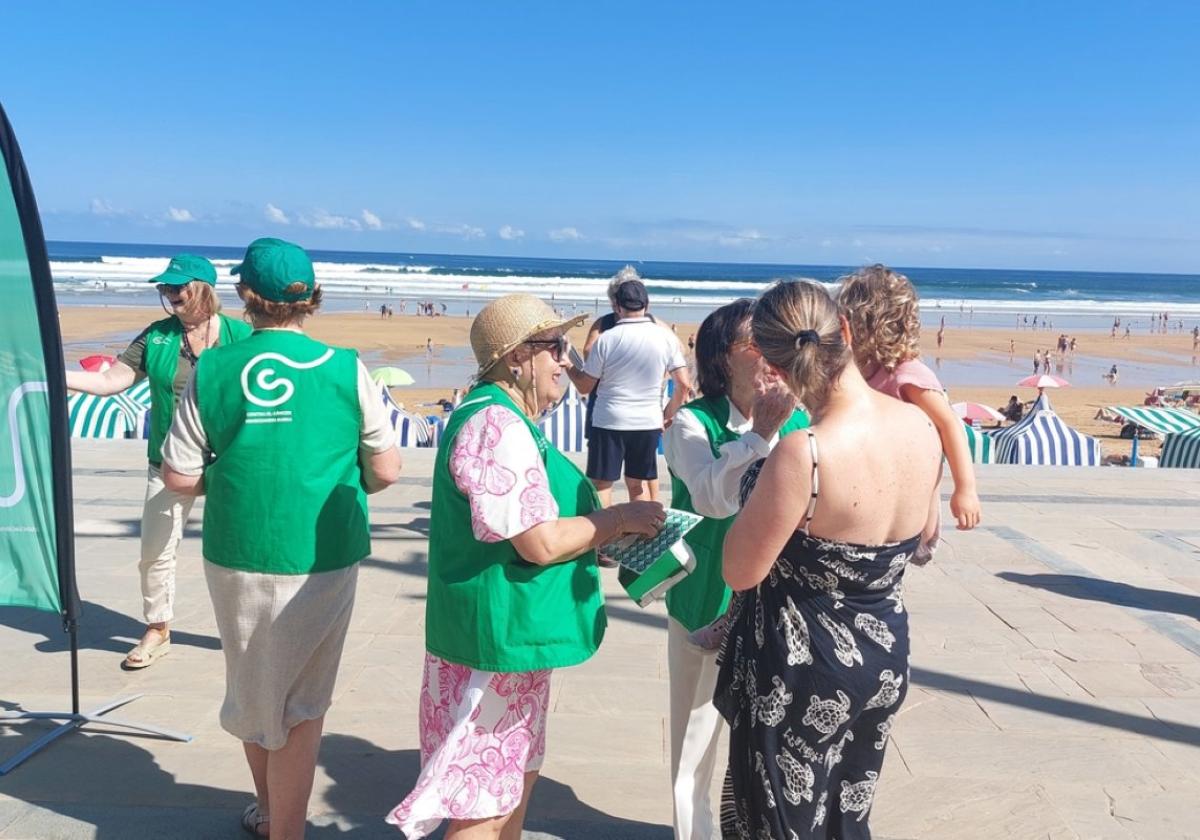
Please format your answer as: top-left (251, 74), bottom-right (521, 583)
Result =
top-left (1, 441), bottom-right (1198, 838)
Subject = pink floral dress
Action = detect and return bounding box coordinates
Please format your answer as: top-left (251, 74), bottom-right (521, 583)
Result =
top-left (388, 405), bottom-right (560, 838)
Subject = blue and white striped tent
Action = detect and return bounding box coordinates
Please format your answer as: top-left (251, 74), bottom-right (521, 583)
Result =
top-left (1160, 427), bottom-right (1200, 469)
top-left (991, 393), bottom-right (1102, 466)
top-left (67, 393), bottom-right (135, 439)
top-left (380, 384), bottom-right (440, 448)
top-left (538, 384), bottom-right (587, 452)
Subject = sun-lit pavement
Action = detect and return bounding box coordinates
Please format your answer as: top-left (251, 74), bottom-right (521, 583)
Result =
top-left (1, 440), bottom-right (1198, 838)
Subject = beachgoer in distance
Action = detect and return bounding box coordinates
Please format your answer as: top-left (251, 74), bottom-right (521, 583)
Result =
top-left (1003, 395), bottom-right (1023, 423)
top-left (717, 280), bottom-right (942, 837)
top-left (388, 294), bottom-right (664, 838)
top-left (64, 254), bottom-right (251, 669)
top-left (838, 265), bottom-right (981, 532)
top-left (161, 238), bottom-right (402, 838)
top-left (571, 275), bottom-right (693, 507)
top-left (662, 299), bottom-right (809, 839)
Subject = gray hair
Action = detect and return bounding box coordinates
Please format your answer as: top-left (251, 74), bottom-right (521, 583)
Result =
top-left (607, 264), bottom-right (641, 303)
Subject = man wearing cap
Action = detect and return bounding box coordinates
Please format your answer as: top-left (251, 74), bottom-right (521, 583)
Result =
top-left (569, 276), bottom-right (692, 507)
top-left (65, 253), bottom-right (251, 670)
top-left (161, 237), bottom-right (401, 839)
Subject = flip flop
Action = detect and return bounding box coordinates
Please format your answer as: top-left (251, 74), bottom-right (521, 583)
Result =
top-left (122, 632), bottom-right (170, 670)
top-left (241, 803), bottom-right (270, 837)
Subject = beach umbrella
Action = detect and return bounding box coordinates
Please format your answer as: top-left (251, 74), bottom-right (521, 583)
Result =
top-left (370, 366), bottom-right (415, 387)
top-left (1016, 374), bottom-right (1070, 389)
top-left (952, 402), bottom-right (1005, 424)
top-left (79, 354), bottom-right (117, 372)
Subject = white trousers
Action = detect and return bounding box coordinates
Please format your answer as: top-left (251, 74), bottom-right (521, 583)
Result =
top-left (139, 464), bottom-right (196, 624)
top-left (668, 617), bottom-right (725, 840)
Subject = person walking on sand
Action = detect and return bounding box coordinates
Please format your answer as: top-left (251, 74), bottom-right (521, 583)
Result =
top-left (65, 254), bottom-right (251, 669)
top-left (1033, 351), bottom-right (1040, 374)
top-left (161, 238), bottom-right (402, 839)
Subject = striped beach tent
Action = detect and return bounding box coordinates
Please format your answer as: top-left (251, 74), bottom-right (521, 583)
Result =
top-left (124, 379), bottom-right (152, 407)
top-left (991, 393), bottom-right (1102, 466)
top-left (539, 384), bottom-right (587, 452)
top-left (67, 393), bottom-right (134, 439)
top-left (1160, 427), bottom-right (1200, 469)
top-left (962, 423), bottom-right (994, 464)
top-left (1106, 405), bottom-right (1200, 436)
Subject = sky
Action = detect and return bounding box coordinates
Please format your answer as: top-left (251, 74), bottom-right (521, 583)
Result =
top-left (2, 1), bottom-right (1197, 273)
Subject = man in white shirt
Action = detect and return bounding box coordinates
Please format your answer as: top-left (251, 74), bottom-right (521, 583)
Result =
top-left (569, 278), bottom-right (691, 506)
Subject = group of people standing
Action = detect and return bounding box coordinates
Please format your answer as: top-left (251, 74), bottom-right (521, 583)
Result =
top-left (69, 249), bottom-right (978, 838)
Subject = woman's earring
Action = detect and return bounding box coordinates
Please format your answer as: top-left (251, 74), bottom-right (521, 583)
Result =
top-left (511, 367), bottom-right (522, 381)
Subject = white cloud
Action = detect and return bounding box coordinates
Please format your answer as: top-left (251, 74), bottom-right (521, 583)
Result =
top-left (265, 203), bottom-right (290, 225)
top-left (548, 226), bottom-right (583, 242)
top-left (498, 224), bottom-right (525, 241)
top-left (406, 217), bottom-right (427, 231)
top-left (361, 209), bottom-right (384, 230)
top-left (90, 198), bottom-right (121, 217)
top-left (167, 207), bottom-right (195, 223)
top-left (716, 229), bottom-right (767, 247)
top-left (453, 224), bottom-right (486, 240)
top-left (301, 209), bottom-right (362, 231)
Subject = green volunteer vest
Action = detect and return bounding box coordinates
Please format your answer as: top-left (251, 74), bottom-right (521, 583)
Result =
top-left (195, 329), bottom-right (369, 575)
top-left (426, 382), bottom-right (606, 671)
top-left (665, 395), bottom-right (810, 631)
top-left (143, 313), bottom-right (251, 464)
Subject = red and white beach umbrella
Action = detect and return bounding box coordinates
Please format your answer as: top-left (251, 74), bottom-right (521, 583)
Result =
top-left (1016, 373), bottom-right (1070, 389)
top-left (952, 402), bottom-right (1005, 423)
top-left (79, 354), bottom-right (117, 373)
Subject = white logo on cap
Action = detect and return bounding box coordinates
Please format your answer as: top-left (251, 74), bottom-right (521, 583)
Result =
top-left (240, 350), bottom-right (334, 408)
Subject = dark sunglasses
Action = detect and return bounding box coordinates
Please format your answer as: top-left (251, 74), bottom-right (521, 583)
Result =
top-left (524, 336), bottom-right (569, 361)
top-left (156, 282), bottom-right (189, 295)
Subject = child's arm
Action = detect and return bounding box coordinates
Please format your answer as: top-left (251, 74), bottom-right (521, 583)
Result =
top-left (900, 385), bottom-right (982, 530)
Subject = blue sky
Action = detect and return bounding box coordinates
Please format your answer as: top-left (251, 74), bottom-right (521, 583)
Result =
top-left (3, 2), bottom-right (1197, 272)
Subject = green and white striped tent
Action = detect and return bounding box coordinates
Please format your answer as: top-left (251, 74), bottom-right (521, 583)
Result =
top-left (67, 393), bottom-right (135, 438)
top-left (1161, 427), bottom-right (1200, 469)
top-left (1106, 405), bottom-right (1200, 436)
top-left (963, 423), bottom-right (994, 464)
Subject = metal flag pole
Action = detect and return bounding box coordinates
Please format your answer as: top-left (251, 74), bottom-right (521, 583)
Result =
top-left (0, 102), bottom-right (192, 776)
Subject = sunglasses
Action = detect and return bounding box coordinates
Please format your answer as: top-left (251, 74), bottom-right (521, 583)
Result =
top-left (525, 336), bottom-right (570, 361)
top-left (156, 283), bottom-right (189, 295)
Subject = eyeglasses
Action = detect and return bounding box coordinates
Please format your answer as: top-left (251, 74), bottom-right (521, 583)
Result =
top-left (525, 336), bottom-right (569, 361)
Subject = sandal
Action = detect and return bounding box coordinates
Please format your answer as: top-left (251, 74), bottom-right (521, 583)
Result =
top-left (122, 630), bottom-right (170, 670)
top-left (241, 803), bottom-right (270, 837)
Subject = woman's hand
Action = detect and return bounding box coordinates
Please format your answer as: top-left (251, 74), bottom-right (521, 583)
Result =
top-left (612, 500), bottom-right (666, 538)
top-left (750, 381), bottom-right (795, 440)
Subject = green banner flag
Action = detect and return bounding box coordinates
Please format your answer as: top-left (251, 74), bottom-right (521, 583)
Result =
top-left (0, 106), bottom-right (68, 614)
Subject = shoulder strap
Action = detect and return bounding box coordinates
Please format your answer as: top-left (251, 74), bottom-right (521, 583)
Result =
top-left (800, 429), bottom-right (819, 531)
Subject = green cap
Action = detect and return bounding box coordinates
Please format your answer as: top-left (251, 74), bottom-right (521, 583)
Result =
top-left (230, 237), bottom-right (316, 302)
top-left (149, 253), bottom-right (217, 287)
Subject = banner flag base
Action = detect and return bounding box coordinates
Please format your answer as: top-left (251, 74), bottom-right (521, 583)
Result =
top-left (0, 693), bottom-right (192, 775)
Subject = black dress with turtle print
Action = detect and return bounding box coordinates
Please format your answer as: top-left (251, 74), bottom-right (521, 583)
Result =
top-left (714, 455), bottom-right (915, 839)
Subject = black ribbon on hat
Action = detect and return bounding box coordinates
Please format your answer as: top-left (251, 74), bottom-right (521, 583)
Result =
top-left (793, 329), bottom-right (821, 349)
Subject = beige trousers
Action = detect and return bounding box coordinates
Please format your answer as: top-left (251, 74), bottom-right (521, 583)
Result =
top-left (668, 617), bottom-right (725, 840)
top-left (139, 464), bottom-right (196, 624)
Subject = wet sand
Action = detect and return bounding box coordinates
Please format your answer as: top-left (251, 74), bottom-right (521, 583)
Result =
top-left (59, 305), bottom-right (1200, 459)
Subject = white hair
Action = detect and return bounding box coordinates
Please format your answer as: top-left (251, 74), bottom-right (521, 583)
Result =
top-left (607, 264), bottom-right (642, 303)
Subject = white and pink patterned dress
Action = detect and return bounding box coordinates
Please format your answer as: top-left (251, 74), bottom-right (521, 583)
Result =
top-left (388, 405), bottom-right (560, 838)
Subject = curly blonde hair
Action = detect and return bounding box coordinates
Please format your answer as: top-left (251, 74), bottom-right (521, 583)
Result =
top-left (836, 264), bottom-right (921, 374)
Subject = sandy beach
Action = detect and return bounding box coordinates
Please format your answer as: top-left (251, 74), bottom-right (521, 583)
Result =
top-left (59, 305), bottom-right (1200, 459)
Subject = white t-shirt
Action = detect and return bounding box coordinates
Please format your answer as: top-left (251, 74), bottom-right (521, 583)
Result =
top-left (582, 317), bottom-right (687, 431)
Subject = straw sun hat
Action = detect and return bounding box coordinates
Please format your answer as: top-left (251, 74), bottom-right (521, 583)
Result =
top-left (471, 294), bottom-right (586, 377)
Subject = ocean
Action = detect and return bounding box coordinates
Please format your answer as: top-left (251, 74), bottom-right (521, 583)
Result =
top-left (47, 240), bottom-right (1200, 331)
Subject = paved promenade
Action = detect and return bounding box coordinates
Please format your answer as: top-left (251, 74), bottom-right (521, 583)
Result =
top-left (1, 440), bottom-right (1199, 838)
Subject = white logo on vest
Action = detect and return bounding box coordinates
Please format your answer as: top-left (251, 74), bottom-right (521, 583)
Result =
top-left (240, 350), bottom-right (335, 411)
